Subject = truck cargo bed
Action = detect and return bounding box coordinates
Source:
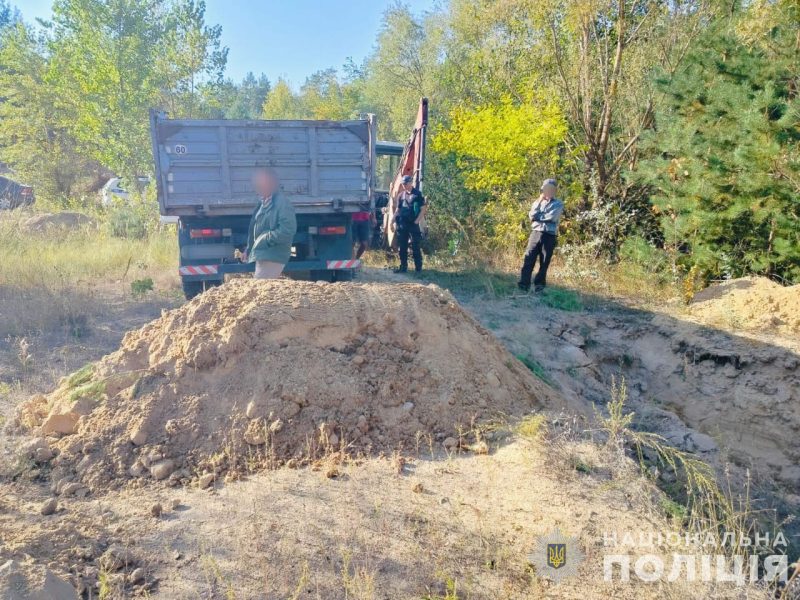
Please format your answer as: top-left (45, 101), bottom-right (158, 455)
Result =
top-left (150, 112), bottom-right (376, 216)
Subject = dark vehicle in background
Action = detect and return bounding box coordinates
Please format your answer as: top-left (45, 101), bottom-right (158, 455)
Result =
top-left (0, 176), bottom-right (34, 209)
top-left (149, 99), bottom-right (428, 299)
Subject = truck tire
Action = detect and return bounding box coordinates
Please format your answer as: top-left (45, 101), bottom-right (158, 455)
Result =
top-left (182, 280), bottom-right (204, 300)
top-left (332, 269), bottom-right (354, 282)
top-left (182, 279), bottom-right (221, 300)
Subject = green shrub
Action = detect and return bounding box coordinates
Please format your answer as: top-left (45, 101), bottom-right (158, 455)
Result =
top-left (106, 200), bottom-right (157, 239)
top-left (131, 277), bottom-right (154, 297)
top-left (619, 235), bottom-right (668, 272)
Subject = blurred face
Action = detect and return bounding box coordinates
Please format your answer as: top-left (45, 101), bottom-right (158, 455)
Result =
top-left (402, 182), bottom-right (413, 192)
top-left (253, 170), bottom-right (277, 197)
top-left (542, 183), bottom-right (557, 199)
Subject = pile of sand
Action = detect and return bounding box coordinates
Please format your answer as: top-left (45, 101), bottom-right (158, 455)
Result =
top-left (22, 212), bottom-right (95, 233)
top-left (19, 280), bottom-right (561, 491)
top-left (0, 559), bottom-right (78, 600)
top-left (688, 276), bottom-right (800, 337)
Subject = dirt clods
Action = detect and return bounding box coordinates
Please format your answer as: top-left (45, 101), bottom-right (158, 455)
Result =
top-left (39, 498), bottom-right (58, 516)
top-left (18, 280), bottom-right (559, 491)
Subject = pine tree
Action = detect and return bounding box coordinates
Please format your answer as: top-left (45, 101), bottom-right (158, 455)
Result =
top-left (635, 16), bottom-right (800, 282)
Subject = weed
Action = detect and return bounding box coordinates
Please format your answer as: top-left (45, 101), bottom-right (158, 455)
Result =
top-left (288, 561), bottom-right (310, 600)
top-left (515, 414), bottom-right (547, 443)
top-left (570, 455), bottom-right (594, 474)
top-left (340, 549), bottom-right (376, 600)
top-left (131, 277), bottom-right (154, 298)
top-left (423, 575), bottom-right (460, 600)
top-left (660, 495), bottom-right (688, 521)
top-left (65, 363), bottom-right (95, 388)
top-left (13, 336), bottom-right (33, 372)
top-left (97, 565), bottom-right (122, 600)
top-left (600, 377), bottom-right (634, 441)
top-left (683, 264), bottom-right (701, 304)
top-left (515, 354), bottom-right (555, 387)
top-left (598, 376), bottom-right (755, 556)
top-left (200, 548), bottom-right (236, 600)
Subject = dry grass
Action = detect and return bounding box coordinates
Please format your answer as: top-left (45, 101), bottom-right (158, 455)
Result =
top-left (0, 213), bottom-right (177, 337)
top-left (597, 377), bottom-right (768, 559)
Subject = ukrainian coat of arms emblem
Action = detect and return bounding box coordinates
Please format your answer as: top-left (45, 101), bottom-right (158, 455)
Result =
top-left (528, 528), bottom-right (584, 582)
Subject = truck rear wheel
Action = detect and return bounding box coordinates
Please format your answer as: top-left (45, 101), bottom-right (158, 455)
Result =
top-left (332, 270), bottom-right (354, 282)
top-left (308, 270), bottom-right (354, 283)
top-left (182, 279), bottom-right (221, 300)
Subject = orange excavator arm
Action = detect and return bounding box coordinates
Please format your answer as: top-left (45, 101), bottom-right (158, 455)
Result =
top-left (385, 98), bottom-right (429, 249)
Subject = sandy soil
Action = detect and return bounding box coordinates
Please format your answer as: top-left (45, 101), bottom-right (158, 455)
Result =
top-left (688, 277), bottom-right (800, 340)
top-left (14, 280), bottom-right (564, 492)
top-left (0, 270), bottom-right (795, 598)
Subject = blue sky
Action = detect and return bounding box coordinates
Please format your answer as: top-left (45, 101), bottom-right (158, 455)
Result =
top-left (18, 0), bottom-right (438, 86)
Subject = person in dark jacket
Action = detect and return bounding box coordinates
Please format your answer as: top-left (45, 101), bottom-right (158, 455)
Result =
top-left (391, 175), bottom-right (427, 273)
top-left (242, 168), bottom-right (297, 279)
top-left (518, 178), bottom-right (564, 293)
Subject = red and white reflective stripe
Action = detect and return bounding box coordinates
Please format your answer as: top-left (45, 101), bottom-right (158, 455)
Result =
top-left (326, 259), bottom-right (361, 269)
top-left (179, 265), bottom-right (219, 276)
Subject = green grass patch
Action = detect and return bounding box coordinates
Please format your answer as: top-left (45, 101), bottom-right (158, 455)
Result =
top-left (570, 455), bottom-right (594, 474)
top-left (539, 286), bottom-right (583, 311)
top-left (516, 354), bottom-right (555, 387)
top-left (413, 268), bottom-right (518, 297)
top-left (659, 495), bottom-right (688, 521)
top-left (65, 363), bottom-right (95, 388)
top-left (67, 380), bottom-right (106, 404)
top-left (131, 277), bottom-right (154, 297)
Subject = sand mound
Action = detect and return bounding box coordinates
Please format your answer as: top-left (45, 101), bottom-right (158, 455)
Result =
top-left (22, 212), bottom-right (95, 232)
top-left (0, 560), bottom-right (78, 600)
top-left (688, 276), bottom-right (800, 337)
top-left (21, 280), bottom-right (560, 491)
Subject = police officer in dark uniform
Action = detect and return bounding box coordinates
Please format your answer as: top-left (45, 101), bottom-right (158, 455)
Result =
top-left (391, 175), bottom-right (427, 273)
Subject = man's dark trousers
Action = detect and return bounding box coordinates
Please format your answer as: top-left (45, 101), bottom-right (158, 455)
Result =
top-left (519, 230), bottom-right (556, 289)
top-left (397, 222), bottom-right (423, 272)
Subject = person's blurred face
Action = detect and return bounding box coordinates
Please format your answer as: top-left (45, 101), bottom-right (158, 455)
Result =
top-left (402, 182), bottom-right (413, 192)
top-left (253, 171), bottom-right (277, 197)
top-left (542, 183), bottom-right (557, 199)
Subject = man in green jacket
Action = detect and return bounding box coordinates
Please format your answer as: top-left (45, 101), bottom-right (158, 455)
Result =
top-left (243, 168), bottom-right (297, 279)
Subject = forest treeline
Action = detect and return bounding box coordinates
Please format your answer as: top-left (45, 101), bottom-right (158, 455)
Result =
top-left (0, 0), bottom-right (798, 283)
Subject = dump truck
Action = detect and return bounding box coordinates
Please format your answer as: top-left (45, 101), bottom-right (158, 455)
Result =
top-left (150, 107), bottom-right (414, 299)
top-left (150, 110), bottom-right (377, 298)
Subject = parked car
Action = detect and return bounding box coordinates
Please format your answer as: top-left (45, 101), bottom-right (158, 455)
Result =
top-left (101, 176), bottom-right (150, 205)
top-left (0, 176), bottom-right (34, 209)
